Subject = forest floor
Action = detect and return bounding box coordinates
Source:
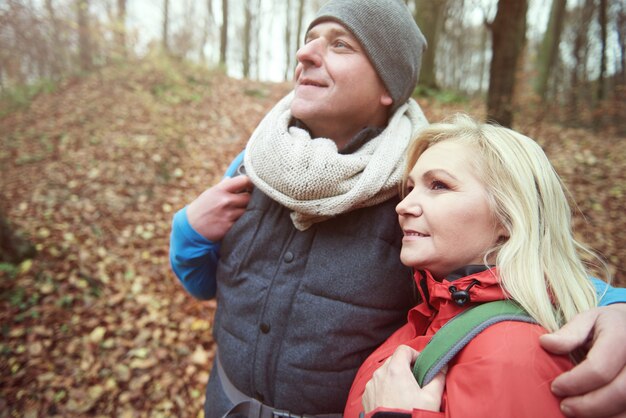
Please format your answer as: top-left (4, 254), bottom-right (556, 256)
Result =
top-left (0, 57), bottom-right (624, 417)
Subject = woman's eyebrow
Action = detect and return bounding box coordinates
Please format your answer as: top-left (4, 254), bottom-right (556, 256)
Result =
top-left (422, 169), bottom-right (458, 181)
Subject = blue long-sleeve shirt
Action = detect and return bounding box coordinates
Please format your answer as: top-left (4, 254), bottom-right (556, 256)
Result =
top-left (168, 150), bottom-right (244, 300)
top-left (169, 150), bottom-right (626, 305)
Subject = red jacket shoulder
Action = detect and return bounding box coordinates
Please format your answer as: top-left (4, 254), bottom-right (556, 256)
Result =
top-left (442, 321), bottom-right (571, 417)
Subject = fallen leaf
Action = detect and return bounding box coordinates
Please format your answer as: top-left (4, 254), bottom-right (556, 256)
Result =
top-left (89, 326), bottom-right (106, 343)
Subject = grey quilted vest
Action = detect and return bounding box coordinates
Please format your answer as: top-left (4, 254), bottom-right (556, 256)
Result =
top-left (209, 188), bottom-right (417, 415)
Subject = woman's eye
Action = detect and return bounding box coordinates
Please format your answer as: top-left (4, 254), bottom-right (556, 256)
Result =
top-left (431, 180), bottom-right (448, 190)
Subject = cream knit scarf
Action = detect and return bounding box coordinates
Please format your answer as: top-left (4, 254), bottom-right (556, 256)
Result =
top-left (244, 92), bottom-right (428, 231)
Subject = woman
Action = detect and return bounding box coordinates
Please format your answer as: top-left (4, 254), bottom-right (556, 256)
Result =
top-left (344, 114), bottom-right (609, 418)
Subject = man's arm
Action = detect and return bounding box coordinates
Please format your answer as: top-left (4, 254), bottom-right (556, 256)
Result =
top-left (168, 151), bottom-right (252, 300)
top-left (169, 206), bottom-right (221, 300)
top-left (592, 277), bottom-right (626, 306)
top-left (541, 297), bottom-right (626, 418)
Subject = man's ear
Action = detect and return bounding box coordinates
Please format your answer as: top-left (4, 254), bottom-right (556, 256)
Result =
top-left (381, 92), bottom-right (393, 107)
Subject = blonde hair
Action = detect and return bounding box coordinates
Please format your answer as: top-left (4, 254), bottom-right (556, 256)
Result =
top-left (403, 114), bottom-right (606, 331)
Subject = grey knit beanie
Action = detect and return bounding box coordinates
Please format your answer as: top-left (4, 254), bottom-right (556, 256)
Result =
top-left (307, 0), bottom-right (427, 113)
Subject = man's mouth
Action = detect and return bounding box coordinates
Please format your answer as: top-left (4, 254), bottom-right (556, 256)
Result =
top-left (299, 78), bottom-right (327, 87)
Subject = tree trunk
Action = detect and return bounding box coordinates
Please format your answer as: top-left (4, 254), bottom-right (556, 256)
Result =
top-left (486, 0), bottom-right (528, 127)
top-left (116, 0), bottom-right (127, 57)
top-left (253, 0), bottom-right (262, 79)
top-left (284, 0), bottom-right (292, 80)
top-left (534, 0), bottom-right (567, 101)
top-left (568, 0), bottom-right (594, 121)
top-left (45, 0), bottom-right (65, 77)
top-left (0, 208), bottom-right (35, 264)
top-left (592, 0), bottom-right (608, 130)
top-left (478, 22), bottom-right (489, 93)
top-left (618, 3), bottom-right (626, 86)
top-left (597, 0), bottom-right (607, 101)
top-left (243, 0), bottom-right (252, 78)
top-left (162, 0), bottom-right (169, 53)
top-left (76, 0), bottom-right (92, 72)
top-left (199, 0), bottom-right (214, 63)
top-left (295, 0), bottom-right (305, 56)
top-left (414, 0), bottom-right (447, 90)
top-left (220, 0), bottom-right (228, 66)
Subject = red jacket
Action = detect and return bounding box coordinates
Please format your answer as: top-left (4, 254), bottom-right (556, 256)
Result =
top-left (344, 267), bottom-right (571, 418)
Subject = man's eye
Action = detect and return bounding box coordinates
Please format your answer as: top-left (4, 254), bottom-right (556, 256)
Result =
top-left (334, 40), bottom-right (349, 48)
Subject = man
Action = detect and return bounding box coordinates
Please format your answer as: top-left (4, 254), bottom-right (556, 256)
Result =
top-left (170, 1), bottom-right (626, 417)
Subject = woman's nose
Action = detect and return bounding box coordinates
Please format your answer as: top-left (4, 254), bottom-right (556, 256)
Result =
top-left (396, 192), bottom-right (423, 217)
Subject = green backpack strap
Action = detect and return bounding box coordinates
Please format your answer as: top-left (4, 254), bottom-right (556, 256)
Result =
top-left (412, 299), bottom-right (537, 387)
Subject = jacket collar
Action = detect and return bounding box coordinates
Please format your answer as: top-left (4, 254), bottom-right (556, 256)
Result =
top-left (410, 266), bottom-right (508, 327)
top-left (445, 265), bottom-right (492, 282)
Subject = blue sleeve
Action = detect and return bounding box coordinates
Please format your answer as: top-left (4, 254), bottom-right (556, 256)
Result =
top-left (169, 206), bottom-right (220, 300)
top-left (168, 150), bottom-right (246, 300)
top-left (224, 150), bottom-right (245, 178)
top-left (592, 277), bottom-right (626, 306)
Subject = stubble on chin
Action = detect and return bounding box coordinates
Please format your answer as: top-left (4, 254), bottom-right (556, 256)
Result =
top-left (290, 95), bottom-right (310, 120)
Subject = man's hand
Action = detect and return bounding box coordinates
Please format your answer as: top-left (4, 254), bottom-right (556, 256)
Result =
top-left (186, 175), bottom-right (254, 242)
top-left (362, 345), bottom-right (446, 413)
top-left (539, 304), bottom-right (626, 418)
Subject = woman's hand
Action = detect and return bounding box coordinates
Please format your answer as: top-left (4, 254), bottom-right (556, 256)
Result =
top-left (362, 345), bottom-right (446, 413)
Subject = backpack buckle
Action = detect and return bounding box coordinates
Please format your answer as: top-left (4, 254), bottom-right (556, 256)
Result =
top-left (273, 410), bottom-right (314, 418)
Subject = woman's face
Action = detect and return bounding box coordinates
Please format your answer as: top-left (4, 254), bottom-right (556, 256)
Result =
top-left (396, 140), bottom-right (506, 279)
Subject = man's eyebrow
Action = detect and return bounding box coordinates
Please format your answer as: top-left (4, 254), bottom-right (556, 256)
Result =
top-left (306, 26), bottom-right (354, 42)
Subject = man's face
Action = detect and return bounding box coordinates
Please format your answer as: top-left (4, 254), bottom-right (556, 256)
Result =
top-left (291, 21), bottom-right (392, 145)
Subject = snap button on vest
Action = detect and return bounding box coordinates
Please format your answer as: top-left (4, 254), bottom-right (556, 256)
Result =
top-left (283, 251), bottom-right (294, 263)
top-left (260, 322), bottom-right (271, 333)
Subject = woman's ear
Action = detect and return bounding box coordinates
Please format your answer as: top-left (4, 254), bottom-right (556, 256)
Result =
top-left (495, 223), bottom-right (509, 244)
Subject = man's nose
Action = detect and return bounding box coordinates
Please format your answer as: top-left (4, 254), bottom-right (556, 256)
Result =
top-left (296, 38), bottom-right (323, 68)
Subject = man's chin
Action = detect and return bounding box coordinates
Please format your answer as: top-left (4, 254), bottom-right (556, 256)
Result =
top-left (290, 99), bottom-right (311, 119)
